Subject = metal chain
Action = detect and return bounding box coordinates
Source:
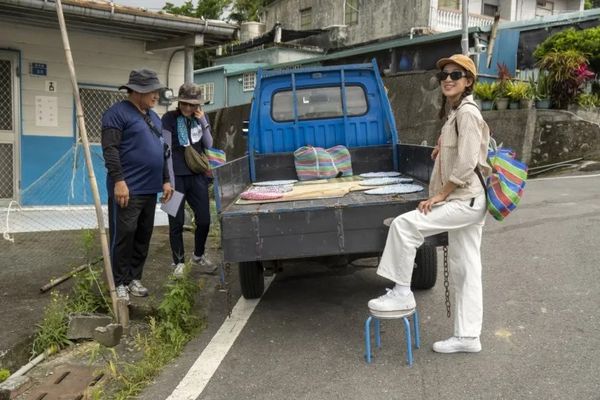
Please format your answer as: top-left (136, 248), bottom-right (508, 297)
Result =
top-left (443, 246), bottom-right (451, 318)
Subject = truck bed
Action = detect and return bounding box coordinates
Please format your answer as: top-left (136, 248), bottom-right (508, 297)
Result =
top-left (213, 144), bottom-right (447, 263)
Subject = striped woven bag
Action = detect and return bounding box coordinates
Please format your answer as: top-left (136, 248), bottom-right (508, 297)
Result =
top-left (483, 139), bottom-right (528, 221)
top-left (293, 145), bottom-right (353, 181)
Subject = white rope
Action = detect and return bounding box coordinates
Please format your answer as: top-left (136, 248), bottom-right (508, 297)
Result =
top-left (2, 200), bottom-right (21, 243)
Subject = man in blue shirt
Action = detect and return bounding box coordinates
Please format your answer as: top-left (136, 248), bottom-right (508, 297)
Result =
top-left (101, 69), bottom-right (173, 302)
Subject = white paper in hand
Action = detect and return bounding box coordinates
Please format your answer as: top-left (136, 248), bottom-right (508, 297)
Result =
top-left (160, 190), bottom-right (184, 217)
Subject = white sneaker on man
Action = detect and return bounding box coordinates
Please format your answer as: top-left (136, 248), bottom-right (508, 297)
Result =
top-left (432, 336), bottom-right (481, 353)
top-left (116, 284), bottom-right (130, 302)
top-left (191, 254), bottom-right (218, 274)
top-left (173, 262), bottom-right (186, 278)
top-left (368, 288), bottom-right (416, 318)
top-left (128, 280), bottom-right (149, 297)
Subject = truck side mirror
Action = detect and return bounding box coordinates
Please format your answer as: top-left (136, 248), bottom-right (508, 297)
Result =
top-left (242, 120), bottom-right (249, 136)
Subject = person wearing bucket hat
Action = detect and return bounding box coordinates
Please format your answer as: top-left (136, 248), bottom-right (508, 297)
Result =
top-left (101, 68), bottom-right (173, 302)
top-left (368, 54), bottom-right (492, 354)
top-left (161, 83), bottom-right (217, 277)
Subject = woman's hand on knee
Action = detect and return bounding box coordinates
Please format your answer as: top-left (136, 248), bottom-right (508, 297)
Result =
top-left (418, 194), bottom-right (445, 214)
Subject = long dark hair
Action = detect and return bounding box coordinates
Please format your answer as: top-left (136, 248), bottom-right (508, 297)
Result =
top-left (437, 70), bottom-right (476, 120)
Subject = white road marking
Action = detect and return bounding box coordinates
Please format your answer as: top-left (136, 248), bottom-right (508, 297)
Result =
top-left (530, 173), bottom-right (600, 182)
top-left (166, 276), bottom-right (275, 400)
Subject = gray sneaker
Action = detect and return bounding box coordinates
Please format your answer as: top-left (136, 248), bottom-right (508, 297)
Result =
top-left (191, 254), bottom-right (218, 274)
top-left (128, 280), bottom-right (149, 297)
top-left (116, 284), bottom-right (130, 302)
top-left (173, 262), bottom-right (186, 278)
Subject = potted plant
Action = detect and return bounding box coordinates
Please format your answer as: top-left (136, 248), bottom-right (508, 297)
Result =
top-left (473, 81), bottom-right (497, 111)
top-left (494, 63), bottom-right (511, 110)
top-left (506, 80), bottom-right (535, 109)
top-left (536, 50), bottom-right (594, 109)
top-left (534, 71), bottom-right (551, 109)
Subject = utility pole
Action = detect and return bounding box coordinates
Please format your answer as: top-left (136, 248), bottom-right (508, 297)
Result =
top-left (461, 0), bottom-right (469, 55)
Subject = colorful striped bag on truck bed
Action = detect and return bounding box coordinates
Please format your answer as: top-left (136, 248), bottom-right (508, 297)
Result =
top-left (293, 145), bottom-right (353, 181)
top-left (479, 140), bottom-right (528, 221)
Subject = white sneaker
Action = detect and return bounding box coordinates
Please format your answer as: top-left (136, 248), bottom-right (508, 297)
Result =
top-left (432, 336), bottom-right (481, 353)
top-left (192, 254), bottom-right (218, 275)
top-left (173, 262), bottom-right (186, 278)
top-left (116, 284), bottom-right (130, 302)
top-left (367, 288), bottom-right (416, 318)
top-left (128, 280), bottom-right (148, 297)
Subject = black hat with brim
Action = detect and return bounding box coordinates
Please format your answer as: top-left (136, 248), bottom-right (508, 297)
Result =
top-left (119, 68), bottom-right (165, 93)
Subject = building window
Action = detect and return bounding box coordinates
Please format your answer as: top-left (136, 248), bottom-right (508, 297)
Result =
top-left (79, 87), bottom-right (127, 143)
top-left (535, 0), bottom-right (554, 16)
top-left (345, 0), bottom-right (359, 25)
top-left (300, 8), bottom-right (312, 29)
top-left (242, 73), bottom-right (256, 92)
top-left (438, 0), bottom-right (460, 9)
top-left (483, 3), bottom-right (498, 17)
top-left (198, 82), bottom-right (215, 104)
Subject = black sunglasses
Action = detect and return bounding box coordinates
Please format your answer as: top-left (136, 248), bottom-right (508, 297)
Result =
top-left (436, 71), bottom-right (467, 81)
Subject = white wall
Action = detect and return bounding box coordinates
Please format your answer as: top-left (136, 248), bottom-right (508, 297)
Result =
top-left (0, 21), bottom-right (185, 138)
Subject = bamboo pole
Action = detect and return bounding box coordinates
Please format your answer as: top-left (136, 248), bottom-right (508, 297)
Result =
top-left (54, 0), bottom-right (122, 323)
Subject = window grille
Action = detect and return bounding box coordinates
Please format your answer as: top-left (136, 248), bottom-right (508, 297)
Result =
top-left (198, 82), bottom-right (215, 104)
top-left (242, 73), bottom-right (256, 92)
top-left (0, 60), bottom-right (13, 131)
top-left (300, 8), bottom-right (312, 29)
top-left (79, 87), bottom-right (127, 143)
top-left (345, 0), bottom-right (359, 25)
top-left (0, 143), bottom-right (13, 198)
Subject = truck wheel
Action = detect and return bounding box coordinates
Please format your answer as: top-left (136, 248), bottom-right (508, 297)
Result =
top-left (411, 247), bottom-right (437, 290)
top-left (239, 261), bottom-right (264, 299)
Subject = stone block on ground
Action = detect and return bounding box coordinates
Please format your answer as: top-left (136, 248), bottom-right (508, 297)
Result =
top-left (0, 375), bottom-right (30, 400)
top-left (93, 324), bottom-right (123, 347)
top-left (67, 314), bottom-right (113, 340)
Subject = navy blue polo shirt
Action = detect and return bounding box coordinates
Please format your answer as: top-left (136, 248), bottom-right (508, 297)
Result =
top-left (101, 100), bottom-right (165, 195)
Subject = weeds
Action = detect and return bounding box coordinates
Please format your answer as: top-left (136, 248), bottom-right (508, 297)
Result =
top-left (96, 273), bottom-right (204, 399)
top-left (0, 368), bottom-right (9, 383)
top-left (31, 291), bottom-right (72, 356)
top-left (69, 265), bottom-right (110, 314)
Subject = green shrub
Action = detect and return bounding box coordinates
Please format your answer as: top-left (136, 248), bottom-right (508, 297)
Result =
top-left (505, 80), bottom-right (534, 101)
top-left (32, 292), bottom-right (72, 356)
top-left (537, 50), bottom-right (592, 108)
top-left (577, 93), bottom-right (600, 109)
top-left (533, 27), bottom-right (600, 73)
top-left (0, 369), bottom-right (10, 383)
top-left (473, 81), bottom-right (498, 101)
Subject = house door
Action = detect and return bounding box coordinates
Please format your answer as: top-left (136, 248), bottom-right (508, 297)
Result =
top-left (0, 50), bottom-right (19, 204)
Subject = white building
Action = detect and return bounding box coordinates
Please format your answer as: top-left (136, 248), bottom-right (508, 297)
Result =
top-left (0, 0), bottom-right (237, 206)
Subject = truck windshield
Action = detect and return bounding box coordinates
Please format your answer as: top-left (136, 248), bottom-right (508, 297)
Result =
top-left (271, 85), bottom-right (367, 122)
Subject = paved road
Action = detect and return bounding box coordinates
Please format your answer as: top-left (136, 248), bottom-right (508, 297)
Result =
top-left (145, 173), bottom-right (600, 400)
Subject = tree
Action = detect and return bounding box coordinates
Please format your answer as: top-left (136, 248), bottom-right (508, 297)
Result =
top-left (584, 0), bottom-right (600, 8)
top-left (162, 0), bottom-right (231, 19)
top-left (228, 0), bottom-right (265, 23)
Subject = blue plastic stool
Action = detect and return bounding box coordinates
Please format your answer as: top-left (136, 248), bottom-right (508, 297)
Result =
top-left (364, 309), bottom-right (420, 366)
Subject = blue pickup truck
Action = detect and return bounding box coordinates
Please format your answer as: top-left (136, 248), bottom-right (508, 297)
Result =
top-left (213, 61), bottom-right (446, 299)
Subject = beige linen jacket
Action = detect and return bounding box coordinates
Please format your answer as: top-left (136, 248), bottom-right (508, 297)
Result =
top-left (429, 95), bottom-right (492, 201)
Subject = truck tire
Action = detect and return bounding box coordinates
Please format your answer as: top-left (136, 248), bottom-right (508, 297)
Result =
top-left (411, 247), bottom-right (437, 290)
top-left (239, 261), bottom-right (264, 299)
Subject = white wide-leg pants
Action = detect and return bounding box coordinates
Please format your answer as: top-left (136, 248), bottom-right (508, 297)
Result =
top-left (377, 194), bottom-right (486, 337)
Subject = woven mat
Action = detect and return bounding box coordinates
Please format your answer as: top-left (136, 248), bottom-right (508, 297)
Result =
top-left (235, 177), bottom-right (366, 205)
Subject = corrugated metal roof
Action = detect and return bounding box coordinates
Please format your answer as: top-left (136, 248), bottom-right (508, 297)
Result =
top-left (194, 63), bottom-right (269, 76)
top-left (0, 0), bottom-right (238, 43)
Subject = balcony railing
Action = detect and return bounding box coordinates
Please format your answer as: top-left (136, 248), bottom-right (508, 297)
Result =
top-left (429, 7), bottom-right (495, 32)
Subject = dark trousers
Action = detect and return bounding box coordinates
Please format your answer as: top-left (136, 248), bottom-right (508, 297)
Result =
top-left (108, 194), bottom-right (156, 286)
top-left (169, 174), bottom-right (210, 264)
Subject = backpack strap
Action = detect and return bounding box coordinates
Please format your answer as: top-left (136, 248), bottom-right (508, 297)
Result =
top-left (453, 101), bottom-right (487, 193)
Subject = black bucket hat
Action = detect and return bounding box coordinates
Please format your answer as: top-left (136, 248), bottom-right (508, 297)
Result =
top-left (119, 69), bottom-right (165, 93)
